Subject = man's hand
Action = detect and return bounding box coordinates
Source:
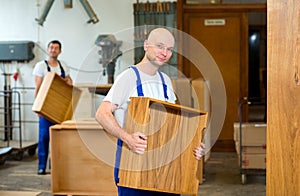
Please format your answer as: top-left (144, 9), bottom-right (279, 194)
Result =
top-left (96, 101), bottom-right (147, 155)
top-left (193, 142), bottom-right (206, 160)
top-left (126, 132), bottom-right (147, 155)
top-left (62, 76), bottom-right (72, 85)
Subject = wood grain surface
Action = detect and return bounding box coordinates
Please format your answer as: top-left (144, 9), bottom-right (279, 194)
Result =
top-left (267, 0), bottom-right (300, 195)
top-left (118, 97), bottom-right (207, 195)
top-left (50, 120), bottom-right (117, 195)
top-left (32, 72), bottom-right (82, 123)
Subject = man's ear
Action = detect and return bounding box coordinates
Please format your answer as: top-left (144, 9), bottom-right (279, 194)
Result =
top-left (144, 40), bottom-right (148, 51)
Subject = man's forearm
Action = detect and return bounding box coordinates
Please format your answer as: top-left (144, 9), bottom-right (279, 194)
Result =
top-left (95, 103), bottom-right (129, 143)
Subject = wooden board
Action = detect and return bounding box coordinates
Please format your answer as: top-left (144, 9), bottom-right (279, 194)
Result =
top-left (0, 191), bottom-right (41, 196)
top-left (88, 84), bottom-right (112, 95)
top-left (118, 97), bottom-right (208, 195)
top-left (32, 72), bottom-right (82, 124)
top-left (50, 119), bottom-right (117, 195)
top-left (267, 0), bottom-right (300, 195)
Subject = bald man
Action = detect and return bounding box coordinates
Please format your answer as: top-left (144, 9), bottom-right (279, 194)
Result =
top-left (96, 28), bottom-right (204, 196)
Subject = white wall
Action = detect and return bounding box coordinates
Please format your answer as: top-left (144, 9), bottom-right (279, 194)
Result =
top-left (0, 0), bottom-right (139, 83)
top-left (0, 0), bottom-right (175, 141)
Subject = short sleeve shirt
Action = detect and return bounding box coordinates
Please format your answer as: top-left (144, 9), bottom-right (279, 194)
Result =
top-left (104, 67), bottom-right (176, 127)
top-left (32, 60), bottom-right (70, 78)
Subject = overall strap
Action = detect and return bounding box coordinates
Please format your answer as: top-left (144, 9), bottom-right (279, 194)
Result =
top-left (114, 139), bottom-right (123, 184)
top-left (44, 60), bottom-right (51, 72)
top-left (44, 60), bottom-right (66, 78)
top-left (158, 71), bottom-right (169, 100)
top-left (58, 60), bottom-right (66, 78)
top-left (130, 66), bottom-right (168, 99)
top-left (130, 66), bottom-right (144, 96)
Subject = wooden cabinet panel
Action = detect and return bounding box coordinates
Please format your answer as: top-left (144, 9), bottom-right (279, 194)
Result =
top-left (50, 120), bottom-right (117, 195)
top-left (267, 0), bottom-right (300, 195)
top-left (118, 97), bottom-right (208, 194)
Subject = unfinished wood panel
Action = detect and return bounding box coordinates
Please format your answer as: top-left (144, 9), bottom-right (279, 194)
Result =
top-left (267, 0), bottom-right (300, 195)
top-left (191, 78), bottom-right (211, 183)
top-left (32, 72), bottom-right (82, 123)
top-left (118, 97), bottom-right (207, 195)
top-left (50, 120), bottom-right (117, 195)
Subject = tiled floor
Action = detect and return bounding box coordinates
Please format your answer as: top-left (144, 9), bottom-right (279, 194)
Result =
top-left (0, 151), bottom-right (265, 196)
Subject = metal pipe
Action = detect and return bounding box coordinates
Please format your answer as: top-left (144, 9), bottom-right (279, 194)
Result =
top-left (3, 73), bottom-right (12, 142)
top-left (79, 0), bottom-right (99, 24)
top-left (35, 0), bottom-right (55, 26)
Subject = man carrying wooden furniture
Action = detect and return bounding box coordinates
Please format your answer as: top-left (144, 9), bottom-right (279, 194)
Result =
top-left (32, 40), bottom-right (72, 175)
top-left (96, 28), bottom-right (205, 196)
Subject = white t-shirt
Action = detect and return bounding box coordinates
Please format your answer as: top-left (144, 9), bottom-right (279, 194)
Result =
top-left (104, 66), bottom-right (176, 127)
top-left (32, 60), bottom-right (70, 78)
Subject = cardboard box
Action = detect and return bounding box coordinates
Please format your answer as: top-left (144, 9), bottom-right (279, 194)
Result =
top-left (50, 119), bottom-right (117, 195)
top-left (239, 153), bottom-right (266, 169)
top-left (32, 72), bottom-right (82, 123)
top-left (171, 77), bottom-right (192, 107)
top-left (234, 122), bottom-right (266, 169)
top-left (191, 78), bottom-right (205, 110)
top-left (235, 141), bottom-right (266, 155)
top-left (233, 122), bottom-right (266, 146)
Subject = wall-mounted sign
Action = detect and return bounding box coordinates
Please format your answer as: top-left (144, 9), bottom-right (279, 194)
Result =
top-left (204, 19), bottom-right (226, 26)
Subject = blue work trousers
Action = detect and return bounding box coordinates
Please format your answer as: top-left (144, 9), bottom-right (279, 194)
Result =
top-left (38, 117), bottom-right (54, 170)
top-left (118, 186), bottom-right (180, 196)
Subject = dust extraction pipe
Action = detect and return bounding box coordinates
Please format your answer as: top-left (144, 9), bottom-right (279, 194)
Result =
top-left (35, 0), bottom-right (55, 26)
top-left (79, 0), bottom-right (99, 24)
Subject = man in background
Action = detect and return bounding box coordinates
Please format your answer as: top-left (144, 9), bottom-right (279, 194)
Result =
top-left (32, 40), bottom-right (72, 175)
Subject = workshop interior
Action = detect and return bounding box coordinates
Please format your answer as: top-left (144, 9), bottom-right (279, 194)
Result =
top-left (0, 0), bottom-right (298, 196)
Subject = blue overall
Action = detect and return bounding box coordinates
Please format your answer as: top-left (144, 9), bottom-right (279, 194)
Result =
top-left (38, 60), bottom-right (65, 170)
top-left (115, 66), bottom-right (179, 196)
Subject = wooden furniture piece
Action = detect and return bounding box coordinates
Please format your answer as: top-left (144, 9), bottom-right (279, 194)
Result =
top-left (118, 97), bottom-right (208, 195)
top-left (267, 0), bottom-right (300, 195)
top-left (32, 72), bottom-right (82, 123)
top-left (50, 119), bottom-right (117, 196)
top-left (88, 84), bottom-right (112, 96)
top-left (191, 78), bottom-right (211, 183)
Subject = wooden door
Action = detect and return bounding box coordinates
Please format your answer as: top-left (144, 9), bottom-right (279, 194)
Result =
top-left (183, 13), bottom-right (248, 151)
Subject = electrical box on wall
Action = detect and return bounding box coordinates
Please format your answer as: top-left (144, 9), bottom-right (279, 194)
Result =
top-left (0, 41), bottom-right (35, 62)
